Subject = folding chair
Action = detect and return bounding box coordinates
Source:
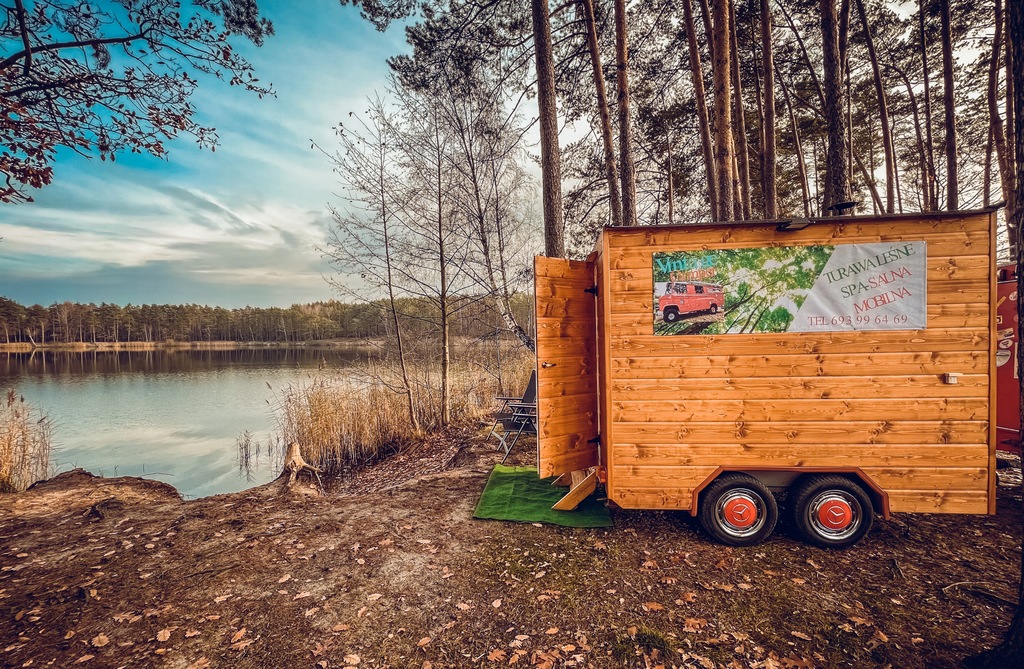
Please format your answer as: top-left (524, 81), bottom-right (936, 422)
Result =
top-left (486, 370), bottom-right (537, 442)
top-left (495, 401), bottom-right (537, 463)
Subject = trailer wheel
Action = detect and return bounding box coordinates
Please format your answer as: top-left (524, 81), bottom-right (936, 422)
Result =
top-left (663, 307), bottom-right (680, 322)
top-left (788, 475), bottom-right (874, 549)
top-left (698, 474), bottom-right (778, 546)
top-left (709, 303), bottom-right (719, 314)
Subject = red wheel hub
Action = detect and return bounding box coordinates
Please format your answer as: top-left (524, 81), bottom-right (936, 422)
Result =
top-left (723, 496), bottom-right (759, 528)
top-left (817, 499), bottom-right (853, 530)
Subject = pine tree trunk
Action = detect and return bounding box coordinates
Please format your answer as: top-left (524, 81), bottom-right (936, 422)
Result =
top-left (939, 0), bottom-right (957, 210)
top-left (985, 125), bottom-right (994, 208)
top-left (780, 73), bottom-right (811, 218)
top-left (531, 0), bottom-right (564, 256)
top-left (666, 126), bottom-right (674, 224)
top-left (760, 0), bottom-right (777, 219)
top-left (1008, 7), bottom-right (1016, 220)
top-left (892, 63), bottom-right (930, 211)
top-left (729, 0), bottom-right (751, 220)
top-left (580, 0), bottom-right (623, 228)
top-left (779, 2), bottom-right (826, 112)
top-left (711, 0), bottom-right (735, 222)
top-left (698, 0), bottom-right (715, 61)
top-left (615, 0), bottom-right (637, 226)
top-left (920, 0), bottom-right (937, 210)
top-left (854, 149), bottom-right (885, 213)
top-left (990, 0), bottom-right (1017, 249)
top-left (820, 0), bottom-right (851, 211)
top-left (683, 0), bottom-right (719, 220)
top-left (855, 0), bottom-right (895, 213)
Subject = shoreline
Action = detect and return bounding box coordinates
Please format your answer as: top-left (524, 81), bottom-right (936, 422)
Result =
top-left (0, 339), bottom-right (377, 353)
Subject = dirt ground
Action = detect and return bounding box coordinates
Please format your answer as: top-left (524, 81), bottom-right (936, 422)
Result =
top-left (1, 428), bottom-right (1021, 669)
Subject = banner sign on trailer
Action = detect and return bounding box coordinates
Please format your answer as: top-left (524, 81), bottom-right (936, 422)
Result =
top-left (652, 242), bottom-right (927, 335)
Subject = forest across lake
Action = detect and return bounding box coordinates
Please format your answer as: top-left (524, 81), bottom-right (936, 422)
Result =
top-left (0, 296), bottom-right (533, 346)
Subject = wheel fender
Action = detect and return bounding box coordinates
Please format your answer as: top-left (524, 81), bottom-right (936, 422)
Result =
top-left (690, 467), bottom-right (890, 519)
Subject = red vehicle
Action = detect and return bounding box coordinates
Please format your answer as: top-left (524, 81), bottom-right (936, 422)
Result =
top-left (996, 264), bottom-right (1020, 455)
top-left (658, 281), bottom-right (724, 322)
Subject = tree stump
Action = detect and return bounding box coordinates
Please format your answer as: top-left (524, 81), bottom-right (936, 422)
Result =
top-left (282, 442), bottom-right (322, 489)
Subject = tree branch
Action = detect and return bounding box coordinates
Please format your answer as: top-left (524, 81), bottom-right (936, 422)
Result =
top-left (0, 29), bottom-right (150, 72)
top-left (13, 0), bottom-right (32, 76)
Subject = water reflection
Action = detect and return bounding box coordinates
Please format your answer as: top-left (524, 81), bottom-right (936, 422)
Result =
top-left (0, 346), bottom-right (371, 498)
top-left (0, 346), bottom-right (369, 379)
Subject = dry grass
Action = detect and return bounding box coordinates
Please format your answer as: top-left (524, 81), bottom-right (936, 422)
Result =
top-left (254, 348), bottom-right (534, 479)
top-left (0, 389), bottom-right (53, 492)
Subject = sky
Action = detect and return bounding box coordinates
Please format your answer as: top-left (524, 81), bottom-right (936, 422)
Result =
top-left (0, 0), bottom-right (411, 308)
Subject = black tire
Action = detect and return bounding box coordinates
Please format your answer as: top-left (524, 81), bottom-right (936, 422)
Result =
top-left (698, 473), bottom-right (778, 547)
top-left (663, 307), bottom-right (679, 323)
top-left (788, 475), bottom-right (874, 549)
top-left (709, 303), bottom-right (719, 314)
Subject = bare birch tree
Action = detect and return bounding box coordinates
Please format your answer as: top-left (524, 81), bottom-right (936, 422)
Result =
top-left (321, 99), bottom-right (421, 432)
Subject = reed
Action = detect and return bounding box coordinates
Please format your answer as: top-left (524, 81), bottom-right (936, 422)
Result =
top-left (0, 390), bottom-right (53, 492)
top-left (263, 349), bottom-right (534, 479)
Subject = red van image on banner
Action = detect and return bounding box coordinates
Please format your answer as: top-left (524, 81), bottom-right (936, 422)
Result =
top-left (657, 280), bottom-right (724, 323)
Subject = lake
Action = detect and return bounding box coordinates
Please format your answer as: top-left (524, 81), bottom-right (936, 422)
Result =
top-left (0, 347), bottom-right (369, 498)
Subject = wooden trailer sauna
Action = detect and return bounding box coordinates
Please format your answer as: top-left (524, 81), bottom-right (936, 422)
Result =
top-left (534, 207), bottom-right (998, 548)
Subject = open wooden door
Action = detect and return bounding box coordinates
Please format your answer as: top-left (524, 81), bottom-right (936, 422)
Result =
top-left (534, 256), bottom-right (600, 479)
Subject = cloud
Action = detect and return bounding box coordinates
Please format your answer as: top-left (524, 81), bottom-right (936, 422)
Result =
top-left (2, 0), bottom-right (407, 308)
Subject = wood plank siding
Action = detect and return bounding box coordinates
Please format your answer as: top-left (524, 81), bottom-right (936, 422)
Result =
top-left (598, 210), bottom-right (997, 515)
top-left (535, 257), bottom-right (601, 478)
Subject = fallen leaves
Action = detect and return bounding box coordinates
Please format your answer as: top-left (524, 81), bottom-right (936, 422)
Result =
top-left (683, 617), bottom-right (708, 632)
top-left (90, 633), bottom-right (109, 648)
top-left (156, 629), bottom-right (171, 642)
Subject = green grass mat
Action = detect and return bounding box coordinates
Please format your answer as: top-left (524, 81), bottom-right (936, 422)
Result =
top-left (473, 464), bottom-right (613, 528)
